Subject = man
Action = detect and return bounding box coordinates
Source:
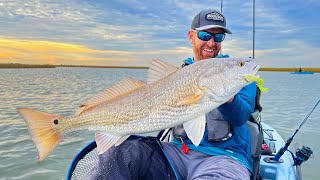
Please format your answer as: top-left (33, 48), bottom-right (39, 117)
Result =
top-left (161, 9), bottom-right (255, 180)
top-left (88, 9), bottom-right (255, 180)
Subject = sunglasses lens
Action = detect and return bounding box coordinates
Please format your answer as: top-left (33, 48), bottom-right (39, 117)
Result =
top-left (214, 34), bottom-right (225, 42)
top-left (197, 31), bottom-right (225, 42)
top-left (197, 31), bottom-right (213, 41)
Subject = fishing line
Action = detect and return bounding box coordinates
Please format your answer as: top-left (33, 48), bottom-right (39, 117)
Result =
top-left (273, 98), bottom-right (320, 161)
top-left (298, 99), bottom-right (320, 130)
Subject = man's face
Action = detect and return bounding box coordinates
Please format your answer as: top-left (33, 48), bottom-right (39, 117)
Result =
top-left (188, 28), bottom-right (225, 62)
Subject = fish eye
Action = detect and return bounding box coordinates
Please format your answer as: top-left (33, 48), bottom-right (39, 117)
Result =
top-left (238, 62), bottom-right (245, 67)
top-left (53, 119), bottom-right (59, 125)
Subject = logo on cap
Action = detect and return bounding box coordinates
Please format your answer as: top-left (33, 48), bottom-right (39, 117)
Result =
top-left (205, 12), bottom-right (224, 22)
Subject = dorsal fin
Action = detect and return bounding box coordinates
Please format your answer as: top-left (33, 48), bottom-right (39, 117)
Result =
top-left (147, 59), bottom-right (179, 84)
top-left (76, 77), bottom-right (145, 116)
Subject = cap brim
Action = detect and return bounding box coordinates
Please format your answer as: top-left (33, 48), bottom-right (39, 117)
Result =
top-left (195, 25), bottom-right (232, 34)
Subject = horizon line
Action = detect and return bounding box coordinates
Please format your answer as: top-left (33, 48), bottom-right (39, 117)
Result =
top-left (0, 63), bottom-right (320, 72)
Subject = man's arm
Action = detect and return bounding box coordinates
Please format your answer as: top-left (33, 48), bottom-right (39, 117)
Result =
top-left (218, 83), bottom-right (256, 126)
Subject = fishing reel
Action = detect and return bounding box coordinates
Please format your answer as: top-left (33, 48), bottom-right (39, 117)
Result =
top-left (292, 145), bottom-right (313, 166)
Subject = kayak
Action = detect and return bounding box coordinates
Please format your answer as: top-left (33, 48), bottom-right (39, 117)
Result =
top-left (260, 122), bottom-right (297, 180)
top-left (290, 71), bottom-right (314, 74)
top-left (66, 121), bottom-right (304, 180)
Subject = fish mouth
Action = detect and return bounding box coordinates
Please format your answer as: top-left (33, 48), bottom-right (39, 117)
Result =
top-left (244, 64), bottom-right (260, 83)
top-left (252, 64), bottom-right (260, 75)
top-left (243, 65), bottom-right (269, 92)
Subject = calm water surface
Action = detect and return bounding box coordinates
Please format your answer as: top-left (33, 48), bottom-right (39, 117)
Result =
top-left (0, 68), bottom-right (319, 179)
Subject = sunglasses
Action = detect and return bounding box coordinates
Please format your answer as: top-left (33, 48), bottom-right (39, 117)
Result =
top-left (191, 29), bottom-right (225, 42)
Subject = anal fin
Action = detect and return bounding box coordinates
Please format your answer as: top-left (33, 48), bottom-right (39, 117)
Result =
top-left (95, 132), bottom-right (130, 154)
top-left (183, 116), bottom-right (206, 146)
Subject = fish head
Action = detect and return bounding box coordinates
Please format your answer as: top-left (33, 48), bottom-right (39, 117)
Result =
top-left (198, 58), bottom-right (260, 100)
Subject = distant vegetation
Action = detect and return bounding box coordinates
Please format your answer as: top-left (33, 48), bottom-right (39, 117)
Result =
top-left (0, 63), bottom-right (55, 68)
top-left (56, 64), bottom-right (148, 69)
top-left (0, 63), bottom-right (148, 69)
top-left (259, 67), bottom-right (320, 73)
top-left (0, 63), bottom-right (319, 72)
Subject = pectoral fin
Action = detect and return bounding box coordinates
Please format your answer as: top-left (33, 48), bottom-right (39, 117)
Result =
top-left (95, 132), bottom-right (130, 154)
top-left (183, 115), bottom-right (206, 146)
top-left (177, 86), bottom-right (205, 106)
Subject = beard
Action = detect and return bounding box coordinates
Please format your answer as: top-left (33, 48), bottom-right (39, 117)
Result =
top-left (193, 45), bottom-right (220, 61)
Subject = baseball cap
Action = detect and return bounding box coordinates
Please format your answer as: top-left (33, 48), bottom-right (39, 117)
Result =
top-left (191, 9), bottom-right (232, 34)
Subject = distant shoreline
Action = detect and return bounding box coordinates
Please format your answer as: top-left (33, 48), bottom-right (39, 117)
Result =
top-left (0, 63), bottom-right (148, 69)
top-left (0, 63), bottom-right (56, 68)
top-left (0, 63), bottom-right (319, 72)
top-left (259, 67), bottom-right (320, 73)
top-left (57, 64), bottom-right (148, 69)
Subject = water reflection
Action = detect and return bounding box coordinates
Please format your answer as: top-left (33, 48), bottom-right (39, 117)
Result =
top-left (0, 69), bottom-right (319, 179)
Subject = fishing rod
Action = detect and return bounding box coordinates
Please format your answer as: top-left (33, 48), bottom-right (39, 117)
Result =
top-left (273, 98), bottom-right (319, 161)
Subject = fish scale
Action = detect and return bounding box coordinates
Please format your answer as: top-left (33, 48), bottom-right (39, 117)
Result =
top-left (17, 58), bottom-right (263, 162)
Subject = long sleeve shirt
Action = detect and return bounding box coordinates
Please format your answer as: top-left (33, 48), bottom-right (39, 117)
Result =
top-left (172, 57), bottom-right (256, 173)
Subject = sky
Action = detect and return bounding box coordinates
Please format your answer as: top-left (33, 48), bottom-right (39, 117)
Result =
top-left (0, 0), bottom-right (319, 67)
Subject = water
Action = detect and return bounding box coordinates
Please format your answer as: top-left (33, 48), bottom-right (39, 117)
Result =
top-left (0, 68), bottom-right (319, 179)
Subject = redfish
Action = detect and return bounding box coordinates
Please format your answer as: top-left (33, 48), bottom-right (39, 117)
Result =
top-left (17, 58), bottom-right (262, 162)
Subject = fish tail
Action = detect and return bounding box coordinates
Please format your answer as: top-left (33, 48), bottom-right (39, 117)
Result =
top-left (17, 108), bottom-right (64, 162)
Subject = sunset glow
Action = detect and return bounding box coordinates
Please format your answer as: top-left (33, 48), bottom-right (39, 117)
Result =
top-left (0, 1), bottom-right (319, 67)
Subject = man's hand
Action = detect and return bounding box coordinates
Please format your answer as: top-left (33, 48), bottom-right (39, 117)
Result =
top-left (227, 97), bottom-right (234, 103)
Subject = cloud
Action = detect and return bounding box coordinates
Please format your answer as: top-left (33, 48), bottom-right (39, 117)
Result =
top-left (0, 37), bottom-right (193, 66)
top-left (0, 1), bottom-right (92, 22)
top-left (0, 37), bottom-right (121, 65)
top-left (257, 41), bottom-right (320, 67)
top-left (0, 0), bottom-right (319, 67)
